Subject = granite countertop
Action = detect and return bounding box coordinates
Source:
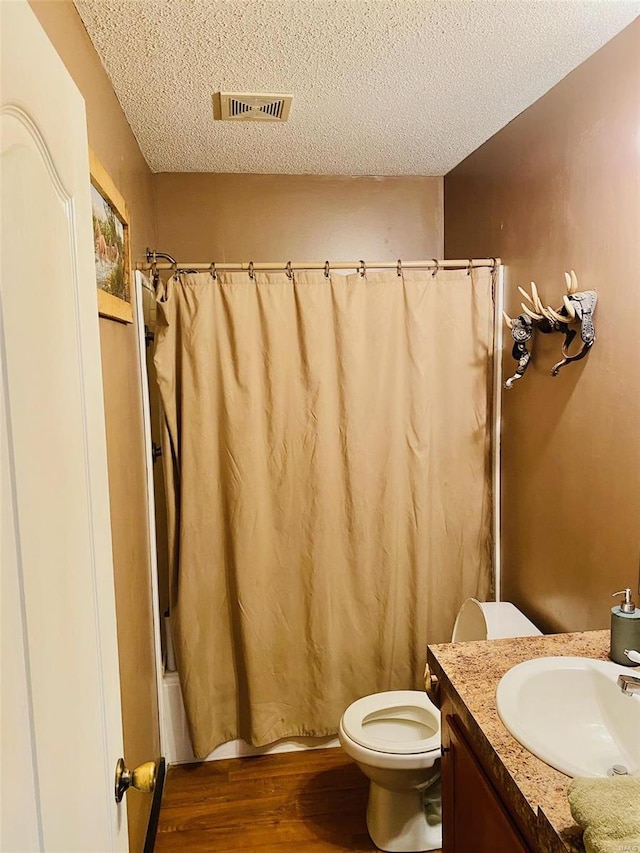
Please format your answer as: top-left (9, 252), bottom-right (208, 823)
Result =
top-left (427, 630), bottom-right (613, 853)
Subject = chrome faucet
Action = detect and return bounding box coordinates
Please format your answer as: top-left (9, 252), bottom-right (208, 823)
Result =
top-left (617, 649), bottom-right (640, 695)
top-left (617, 674), bottom-right (640, 696)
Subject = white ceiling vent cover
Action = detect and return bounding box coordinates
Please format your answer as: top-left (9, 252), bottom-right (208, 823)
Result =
top-left (214, 92), bottom-right (293, 122)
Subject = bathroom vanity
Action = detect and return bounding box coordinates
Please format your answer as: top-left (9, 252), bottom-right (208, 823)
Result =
top-left (427, 630), bottom-right (614, 853)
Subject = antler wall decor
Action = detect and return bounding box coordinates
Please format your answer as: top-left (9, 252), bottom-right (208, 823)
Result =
top-left (503, 270), bottom-right (597, 389)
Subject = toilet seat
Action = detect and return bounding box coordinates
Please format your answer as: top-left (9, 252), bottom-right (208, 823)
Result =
top-left (341, 690), bottom-right (440, 755)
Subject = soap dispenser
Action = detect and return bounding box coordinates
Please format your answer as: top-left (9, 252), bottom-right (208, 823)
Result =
top-left (610, 588), bottom-right (640, 666)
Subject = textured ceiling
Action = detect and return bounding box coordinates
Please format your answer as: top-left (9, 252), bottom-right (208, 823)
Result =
top-left (75, 1), bottom-right (640, 176)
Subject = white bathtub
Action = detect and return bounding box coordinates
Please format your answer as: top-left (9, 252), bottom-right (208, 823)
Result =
top-left (161, 670), bottom-right (339, 764)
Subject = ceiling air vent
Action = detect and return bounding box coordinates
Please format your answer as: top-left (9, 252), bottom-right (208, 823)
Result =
top-left (214, 92), bottom-right (293, 122)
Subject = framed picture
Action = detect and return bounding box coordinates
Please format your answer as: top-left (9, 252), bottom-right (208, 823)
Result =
top-left (89, 150), bottom-right (132, 323)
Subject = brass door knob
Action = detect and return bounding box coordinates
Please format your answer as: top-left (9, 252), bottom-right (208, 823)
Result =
top-left (114, 758), bottom-right (157, 803)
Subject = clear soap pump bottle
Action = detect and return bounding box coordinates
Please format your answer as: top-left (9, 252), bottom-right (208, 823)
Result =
top-left (610, 588), bottom-right (640, 666)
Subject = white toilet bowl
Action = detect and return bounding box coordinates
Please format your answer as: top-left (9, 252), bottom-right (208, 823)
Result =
top-left (338, 690), bottom-right (442, 853)
top-left (339, 599), bottom-right (541, 852)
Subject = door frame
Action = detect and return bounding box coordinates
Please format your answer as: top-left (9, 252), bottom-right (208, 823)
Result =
top-left (134, 270), bottom-right (168, 757)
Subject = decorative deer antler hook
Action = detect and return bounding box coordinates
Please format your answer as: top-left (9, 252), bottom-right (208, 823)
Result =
top-left (503, 271), bottom-right (597, 388)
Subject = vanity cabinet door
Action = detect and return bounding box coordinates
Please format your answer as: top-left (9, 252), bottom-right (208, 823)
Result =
top-left (442, 714), bottom-right (532, 853)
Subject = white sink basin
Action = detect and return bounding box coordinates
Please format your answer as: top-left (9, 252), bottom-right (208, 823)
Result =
top-left (496, 656), bottom-right (640, 778)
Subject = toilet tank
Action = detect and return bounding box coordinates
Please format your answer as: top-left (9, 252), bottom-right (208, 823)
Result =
top-left (452, 598), bottom-right (541, 642)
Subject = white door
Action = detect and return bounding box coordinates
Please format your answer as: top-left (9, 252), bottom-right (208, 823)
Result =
top-left (1, 1), bottom-right (128, 850)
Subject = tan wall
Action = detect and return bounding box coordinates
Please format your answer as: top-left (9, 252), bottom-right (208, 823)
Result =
top-left (445, 19), bottom-right (640, 633)
top-left (153, 173), bottom-right (443, 262)
top-left (29, 3), bottom-right (160, 849)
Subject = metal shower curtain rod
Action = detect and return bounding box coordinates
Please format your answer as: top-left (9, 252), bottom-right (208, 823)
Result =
top-left (140, 249), bottom-right (499, 277)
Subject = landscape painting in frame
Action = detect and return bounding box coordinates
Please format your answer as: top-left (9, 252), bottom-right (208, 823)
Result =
top-left (90, 150), bottom-right (133, 323)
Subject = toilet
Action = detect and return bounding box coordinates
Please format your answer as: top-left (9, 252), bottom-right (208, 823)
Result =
top-left (451, 598), bottom-right (542, 643)
top-left (338, 599), bottom-right (541, 852)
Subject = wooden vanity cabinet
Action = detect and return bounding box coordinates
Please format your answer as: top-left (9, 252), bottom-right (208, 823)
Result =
top-left (441, 706), bottom-right (533, 853)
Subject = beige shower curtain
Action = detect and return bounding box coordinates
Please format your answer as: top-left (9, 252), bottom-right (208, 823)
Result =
top-left (154, 267), bottom-right (494, 758)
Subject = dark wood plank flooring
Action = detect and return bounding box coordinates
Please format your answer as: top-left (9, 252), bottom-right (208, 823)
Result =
top-left (156, 746), bottom-right (440, 852)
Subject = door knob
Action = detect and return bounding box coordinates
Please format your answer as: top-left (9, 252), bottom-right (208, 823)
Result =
top-left (114, 758), bottom-right (157, 803)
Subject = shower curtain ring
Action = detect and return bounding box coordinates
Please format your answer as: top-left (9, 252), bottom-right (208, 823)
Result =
top-left (467, 260), bottom-right (473, 275)
top-left (248, 261), bottom-right (255, 281)
top-left (210, 262), bottom-right (217, 280)
top-left (397, 259), bottom-right (402, 277)
top-left (358, 260), bottom-right (366, 278)
top-left (324, 261), bottom-right (330, 279)
top-left (431, 259), bottom-right (439, 277)
top-left (286, 261), bottom-right (294, 280)
top-left (172, 261), bottom-right (179, 280)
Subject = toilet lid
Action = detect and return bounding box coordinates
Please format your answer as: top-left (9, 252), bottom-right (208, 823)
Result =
top-left (341, 690), bottom-right (441, 755)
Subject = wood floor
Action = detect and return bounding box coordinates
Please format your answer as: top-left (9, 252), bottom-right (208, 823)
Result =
top-left (156, 747), bottom-right (441, 852)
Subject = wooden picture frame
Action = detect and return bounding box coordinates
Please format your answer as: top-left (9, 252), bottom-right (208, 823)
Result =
top-left (89, 150), bottom-right (133, 323)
